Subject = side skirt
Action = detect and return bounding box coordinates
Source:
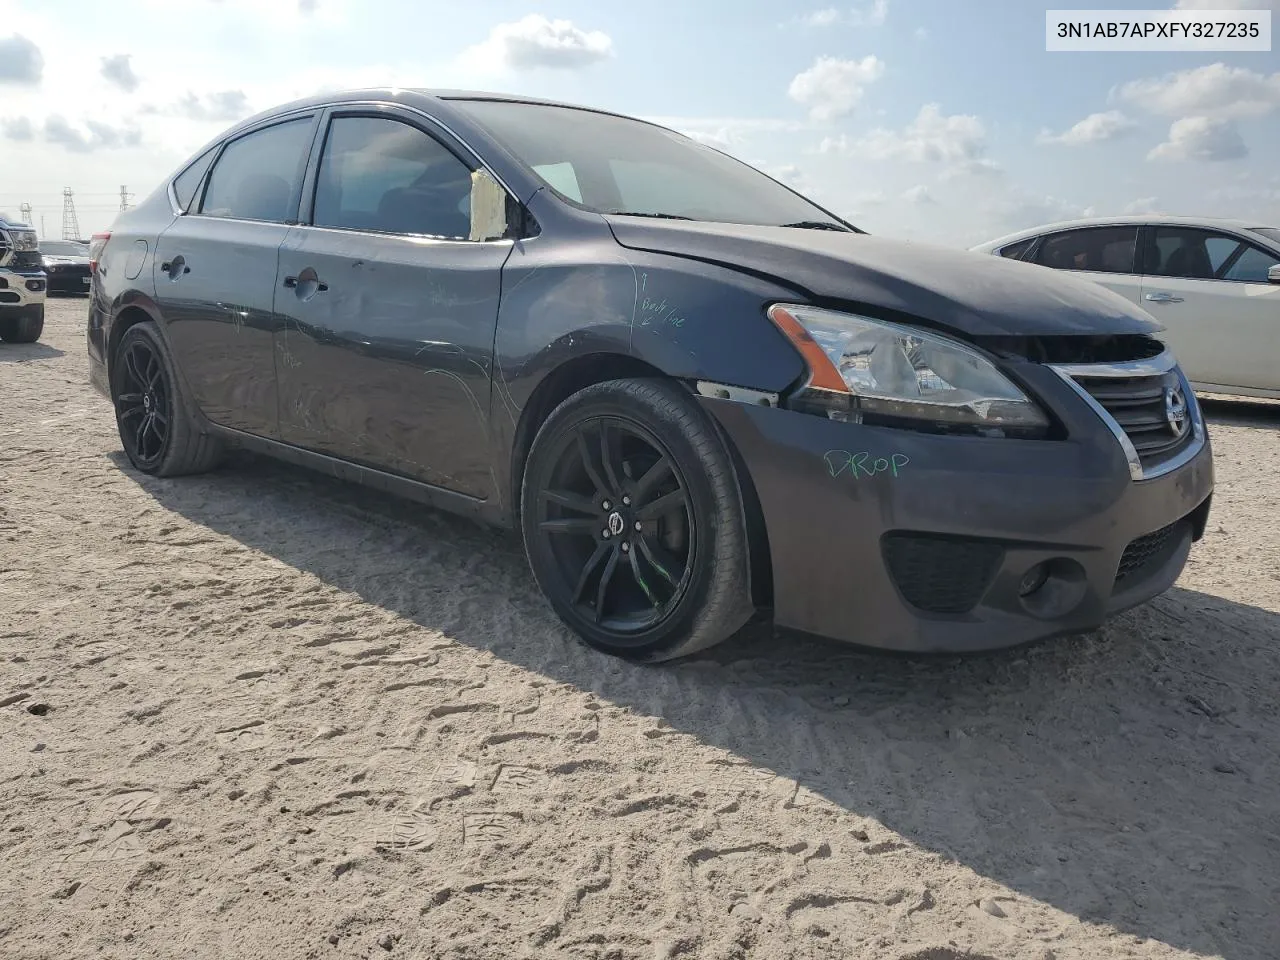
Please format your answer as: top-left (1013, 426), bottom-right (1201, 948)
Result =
top-left (209, 425), bottom-right (506, 526)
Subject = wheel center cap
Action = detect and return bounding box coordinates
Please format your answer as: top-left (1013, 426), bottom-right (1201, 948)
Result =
top-left (607, 511), bottom-right (625, 537)
top-left (143, 394), bottom-right (152, 411)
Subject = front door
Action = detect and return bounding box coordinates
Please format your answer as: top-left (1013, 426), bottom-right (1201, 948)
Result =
top-left (274, 110), bottom-right (512, 500)
top-left (1139, 225), bottom-right (1280, 391)
top-left (154, 114), bottom-right (319, 437)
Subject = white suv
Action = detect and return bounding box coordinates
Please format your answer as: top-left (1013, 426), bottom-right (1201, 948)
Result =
top-left (0, 213), bottom-right (47, 344)
top-left (972, 215), bottom-right (1280, 401)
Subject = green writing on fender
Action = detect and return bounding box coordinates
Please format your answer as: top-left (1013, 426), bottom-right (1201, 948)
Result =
top-left (824, 450), bottom-right (910, 479)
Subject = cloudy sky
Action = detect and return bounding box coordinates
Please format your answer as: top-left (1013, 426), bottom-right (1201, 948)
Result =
top-left (1, 0), bottom-right (1278, 243)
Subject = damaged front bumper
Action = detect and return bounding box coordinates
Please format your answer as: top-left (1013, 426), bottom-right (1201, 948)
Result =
top-left (702, 359), bottom-right (1213, 654)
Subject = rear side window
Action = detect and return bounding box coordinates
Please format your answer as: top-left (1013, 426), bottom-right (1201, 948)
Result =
top-left (1147, 226), bottom-right (1278, 282)
top-left (312, 115), bottom-right (475, 239)
top-left (199, 117), bottom-right (314, 223)
top-left (1035, 227), bottom-right (1137, 274)
top-left (997, 237), bottom-right (1035, 260)
top-left (172, 146), bottom-right (218, 212)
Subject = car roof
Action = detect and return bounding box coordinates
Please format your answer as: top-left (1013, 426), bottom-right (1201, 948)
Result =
top-left (973, 214), bottom-right (1279, 252)
top-left (223, 87), bottom-right (651, 138)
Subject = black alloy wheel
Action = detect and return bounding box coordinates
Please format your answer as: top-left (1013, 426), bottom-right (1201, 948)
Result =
top-left (111, 322), bottom-right (224, 477)
top-left (536, 415), bottom-right (696, 635)
top-left (115, 337), bottom-right (171, 470)
top-left (521, 378), bottom-right (755, 662)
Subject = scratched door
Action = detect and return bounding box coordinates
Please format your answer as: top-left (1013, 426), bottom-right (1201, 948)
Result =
top-left (273, 111), bottom-right (513, 499)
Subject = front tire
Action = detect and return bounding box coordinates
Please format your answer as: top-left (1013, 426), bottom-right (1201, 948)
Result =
top-left (111, 322), bottom-right (224, 477)
top-left (0, 306), bottom-right (44, 343)
top-left (520, 378), bottom-right (755, 662)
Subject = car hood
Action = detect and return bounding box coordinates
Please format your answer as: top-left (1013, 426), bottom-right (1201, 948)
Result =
top-left (605, 218), bottom-right (1162, 337)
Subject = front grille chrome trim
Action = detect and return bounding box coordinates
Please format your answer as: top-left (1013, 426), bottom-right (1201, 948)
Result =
top-left (1049, 351), bottom-right (1205, 482)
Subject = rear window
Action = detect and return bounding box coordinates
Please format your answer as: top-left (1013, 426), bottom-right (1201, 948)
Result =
top-left (172, 146), bottom-right (218, 212)
top-left (997, 237), bottom-right (1036, 260)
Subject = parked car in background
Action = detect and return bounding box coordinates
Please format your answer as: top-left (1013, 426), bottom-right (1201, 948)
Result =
top-left (0, 212), bottom-right (46, 343)
top-left (87, 89), bottom-right (1213, 662)
top-left (972, 216), bottom-right (1280, 400)
top-left (40, 239), bottom-right (93, 295)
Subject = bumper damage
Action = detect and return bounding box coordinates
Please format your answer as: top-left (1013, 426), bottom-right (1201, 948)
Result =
top-left (704, 363), bottom-right (1213, 654)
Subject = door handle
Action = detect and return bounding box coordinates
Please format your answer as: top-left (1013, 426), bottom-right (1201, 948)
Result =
top-left (1144, 292), bottom-right (1184, 303)
top-left (160, 257), bottom-right (189, 279)
top-left (284, 271), bottom-right (329, 298)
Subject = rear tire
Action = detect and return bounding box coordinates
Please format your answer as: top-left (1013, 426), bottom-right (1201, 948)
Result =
top-left (112, 322), bottom-right (224, 477)
top-left (0, 306), bottom-right (44, 343)
top-left (520, 378), bottom-right (755, 662)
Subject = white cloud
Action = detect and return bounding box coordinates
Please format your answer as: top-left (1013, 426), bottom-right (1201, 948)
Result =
top-left (146, 90), bottom-right (253, 123)
top-left (0, 34), bottom-right (42, 85)
top-left (1118, 63), bottom-right (1280, 119)
top-left (1148, 116), bottom-right (1248, 161)
top-left (821, 103), bottom-right (986, 164)
top-left (993, 193), bottom-right (1095, 232)
top-left (646, 116), bottom-right (805, 152)
top-left (797, 1), bottom-right (889, 27)
top-left (42, 115), bottom-right (143, 153)
top-left (802, 7), bottom-right (842, 26)
top-left (462, 15), bottom-right (613, 71)
top-left (100, 54), bottom-right (140, 93)
top-left (1037, 110), bottom-right (1136, 146)
top-left (788, 55), bottom-right (884, 121)
top-left (940, 157), bottom-right (1003, 179)
top-left (1123, 196), bottom-right (1163, 214)
top-left (902, 184), bottom-right (935, 204)
top-left (0, 116), bottom-right (34, 140)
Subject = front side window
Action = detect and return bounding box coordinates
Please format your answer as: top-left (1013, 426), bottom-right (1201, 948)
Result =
top-left (1146, 227), bottom-right (1276, 282)
top-left (1035, 227), bottom-right (1138, 274)
top-left (312, 116), bottom-right (475, 239)
top-left (199, 117), bottom-right (314, 223)
top-left (451, 99), bottom-right (851, 230)
top-left (1222, 244), bottom-right (1280, 283)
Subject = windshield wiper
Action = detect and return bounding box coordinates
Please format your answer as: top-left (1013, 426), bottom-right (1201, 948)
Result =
top-left (604, 211), bottom-right (695, 220)
top-left (779, 220), bottom-right (853, 232)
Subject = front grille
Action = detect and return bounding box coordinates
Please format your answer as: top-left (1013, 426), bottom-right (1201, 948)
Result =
top-left (0, 291), bottom-right (18, 304)
top-left (1071, 369), bottom-right (1194, 472)
top-left (882, 534), bottom-right (1004, 614)
top-left (1115, 521), bottom-right (1183, 583)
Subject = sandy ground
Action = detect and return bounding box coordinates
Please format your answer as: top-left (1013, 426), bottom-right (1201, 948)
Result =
top-left (3, 298), bottom-right (1280, 960)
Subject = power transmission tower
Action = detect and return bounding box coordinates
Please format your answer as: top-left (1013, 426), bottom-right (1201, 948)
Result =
top-left (19, 201), bottom-right (32, 226)
top-left (119, 185), bottom-right (133, 212)
top-left (61, 187), bottom-right (81, 240)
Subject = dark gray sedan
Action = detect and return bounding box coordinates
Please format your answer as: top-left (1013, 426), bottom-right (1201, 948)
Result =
top-left (86, 89), bottom-right (1213, 661)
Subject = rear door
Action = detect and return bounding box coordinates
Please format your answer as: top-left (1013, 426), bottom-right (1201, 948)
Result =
top-left (153, 114), bottom-right (319, 437)
top-left (1030, 225), bottom-right (1144, 308)
top-left (273, 107), bottom-right (512, 498)
top-left (1139, 226), bottom-right (1280, 390)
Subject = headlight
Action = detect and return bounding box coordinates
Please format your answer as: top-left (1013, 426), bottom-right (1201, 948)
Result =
top-left (11, 230), bottom-right (38, 252)
top-left (768, 303), bottom-right (1049, 436)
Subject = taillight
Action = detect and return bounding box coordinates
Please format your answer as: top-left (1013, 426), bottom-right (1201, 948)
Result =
top-left (89, 231), bottom-right (112, 273)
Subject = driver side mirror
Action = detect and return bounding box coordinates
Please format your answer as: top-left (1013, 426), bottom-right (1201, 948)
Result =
top-left (1269, 264), bottom-right (1280, 284)
top-left (469, 168), bottom-right (509, 242)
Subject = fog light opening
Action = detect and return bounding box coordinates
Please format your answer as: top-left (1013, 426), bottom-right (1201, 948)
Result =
top-left (1018, 563), bottom-right (1051, 598)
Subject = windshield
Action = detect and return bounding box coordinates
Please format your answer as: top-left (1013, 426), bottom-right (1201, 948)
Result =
top-left (41, 241), bottom-right (87, 256)
top-left (1248, 227), bottom-right (1280, 245)
top-left (451, 99), bottom-right (851, 230)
